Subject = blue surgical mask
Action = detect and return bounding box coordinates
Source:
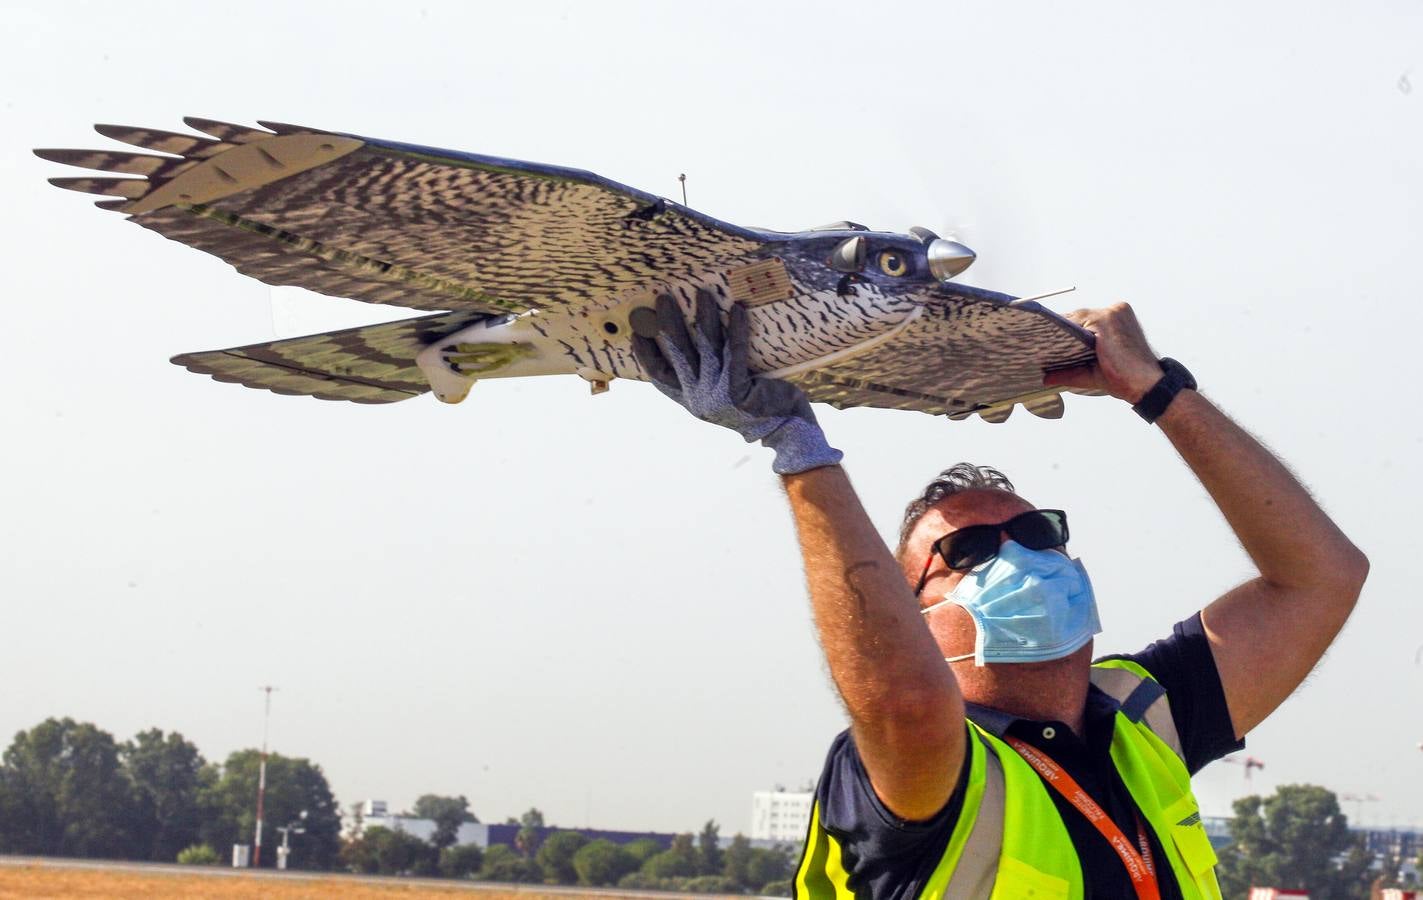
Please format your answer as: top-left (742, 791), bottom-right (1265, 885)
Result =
top-left (920, 540), bottom-right (1101, 667)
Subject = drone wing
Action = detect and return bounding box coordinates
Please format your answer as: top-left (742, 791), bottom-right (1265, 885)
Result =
top-left (37, 117), bottom-right (768, 315)
top-left (788, 285), bottom-right (1099, 422)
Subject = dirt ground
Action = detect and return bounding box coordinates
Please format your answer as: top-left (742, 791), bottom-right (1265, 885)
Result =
top-left (0, 864), bottom-right (653, 900)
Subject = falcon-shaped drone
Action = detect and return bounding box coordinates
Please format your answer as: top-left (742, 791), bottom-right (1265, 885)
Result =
top-left (37, 117), bottom-right (1096, 422)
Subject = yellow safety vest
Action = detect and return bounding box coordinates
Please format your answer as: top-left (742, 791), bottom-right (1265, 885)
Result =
top-left (795, 660), bottom-right (1223, 899)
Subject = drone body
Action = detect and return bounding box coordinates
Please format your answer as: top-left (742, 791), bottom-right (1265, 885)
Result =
top-left (37, 117), bottom-right (1096, 422)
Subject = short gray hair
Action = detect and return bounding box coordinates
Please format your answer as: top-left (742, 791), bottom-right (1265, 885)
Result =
top-left (895, 463), bottom-right (1017, 557)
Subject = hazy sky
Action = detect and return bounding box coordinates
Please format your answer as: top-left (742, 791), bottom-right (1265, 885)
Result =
top-left (3, 1), bottom-right (1421, 835)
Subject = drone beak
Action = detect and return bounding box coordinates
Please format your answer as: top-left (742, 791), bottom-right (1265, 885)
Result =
top-left (927, 238), bottom-right (976, 281)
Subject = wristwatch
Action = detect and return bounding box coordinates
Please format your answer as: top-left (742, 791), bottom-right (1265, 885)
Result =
top-left (1132, 358), bottom-right (1196, 424)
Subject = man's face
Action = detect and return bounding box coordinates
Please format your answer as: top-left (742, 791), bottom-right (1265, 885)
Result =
top-left (901, 489), bottom-right (1039, 662)
top-left (902, 489), bottom-right (1039, 608)
top-left (904, 489), bottom-right (1096, 698)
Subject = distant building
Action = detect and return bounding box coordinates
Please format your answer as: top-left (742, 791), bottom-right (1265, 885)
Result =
top-left (751, 789), bottom-right (814, 843)
top-left (343, 800), bottom-right (485, 846)
top-left (1357, 825), bottom-right (1423, 862)
top-left (1400, 858), bottom-right (1420, 884)
top-left (1202, 815), bottom-right (1233, 850)
top-left (342, 801), bottom-right (703, 851)
top-left (1199, 817), bottom-right (1422, 855)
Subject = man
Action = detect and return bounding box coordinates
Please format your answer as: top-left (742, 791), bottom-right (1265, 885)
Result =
top-left (632, 291), bottom-right (1367, 898)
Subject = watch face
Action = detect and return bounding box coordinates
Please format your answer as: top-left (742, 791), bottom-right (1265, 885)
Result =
top-left (1162, 358), bottom-right (1196, 391)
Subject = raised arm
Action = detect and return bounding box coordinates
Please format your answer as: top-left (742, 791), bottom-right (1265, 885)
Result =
top-left (782, 466), bottom-right (965, 821)
top-left (1045, 303), bottom-right (1368, 739)
top-left (631, 292), bottom-right (964, 821)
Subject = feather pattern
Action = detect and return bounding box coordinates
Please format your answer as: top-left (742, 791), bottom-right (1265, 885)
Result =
top-left (46, 119), bottom-right (766, 313)
top-left (182, 117), bottom-right (275, 144)
top-left (158, 141), bottom-right (765, 313)
top-left (48, 177), bottom-right (150, 199)
top-left (787, 285), bottom-right (1095, 419)
top-left (33, 149), bottom-right (184, 177)
top-left (92, 124), bottom-right (233, 158)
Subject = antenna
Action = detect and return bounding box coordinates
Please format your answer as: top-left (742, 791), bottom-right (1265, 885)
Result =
top-left (1013, 287), bottom-right (1077, 305)
top-left (678, 173), bottom-right (687, 206)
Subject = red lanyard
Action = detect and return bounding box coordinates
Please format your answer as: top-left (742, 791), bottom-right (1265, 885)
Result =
top-left (1003, 735), bottom-right (1161, 900)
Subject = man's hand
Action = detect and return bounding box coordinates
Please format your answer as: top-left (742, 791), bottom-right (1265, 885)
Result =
top-left (630, 290), bottom-right (843, 475)
top-left (1042, 302), bottom-right (1166, 403)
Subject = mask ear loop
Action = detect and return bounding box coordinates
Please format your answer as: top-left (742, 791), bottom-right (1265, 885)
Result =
top-left (924, 560), bottom-right (980, 665)
top-left (941, 592), bottom-right (989, 667)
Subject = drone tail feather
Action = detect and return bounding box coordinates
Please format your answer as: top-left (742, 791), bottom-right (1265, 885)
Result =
top-left (171, 310), bottom-right (498, 404)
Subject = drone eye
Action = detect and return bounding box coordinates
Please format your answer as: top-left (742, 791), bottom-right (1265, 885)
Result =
top-left (878, 250), bottom-right (909, 277)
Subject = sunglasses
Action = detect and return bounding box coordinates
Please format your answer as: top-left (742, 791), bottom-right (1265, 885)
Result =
top-left (914, 509), bottom-right (1069, 596)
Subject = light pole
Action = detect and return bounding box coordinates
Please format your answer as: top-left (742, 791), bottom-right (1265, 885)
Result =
top-left (276, 811), bottom-right (307, 870)
top-left (254, 685), bottom-right (277, 867)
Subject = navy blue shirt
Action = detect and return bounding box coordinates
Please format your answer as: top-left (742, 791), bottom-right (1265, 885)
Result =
top-left (809, 613), bottom-right (1243, 899)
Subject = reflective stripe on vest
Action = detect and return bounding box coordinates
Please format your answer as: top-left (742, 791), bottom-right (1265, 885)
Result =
top-left (795, 801), bottom-right (855, 899)
top-left (1095, 662), bottom-right (1222, 899)
top-left (936, 725), bottom-right (1086, 899)
top-left (795, 662), bottom-right (1225, 899)
top-left (918, 727), bottom-right (1007, 898)
top-left (942, 730), bottom-right (1004, 897)
top-left (1091, 659), bottom-right (1185, 760)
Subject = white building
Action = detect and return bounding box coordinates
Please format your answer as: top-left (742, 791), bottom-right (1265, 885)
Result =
top-left (751, 789), bottom-right (814, 843)
top-left (343, 800), bottom-right (487, 846)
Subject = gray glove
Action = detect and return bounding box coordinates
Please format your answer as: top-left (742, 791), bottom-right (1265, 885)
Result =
top-left (630, 290), bottom-right (843, 475)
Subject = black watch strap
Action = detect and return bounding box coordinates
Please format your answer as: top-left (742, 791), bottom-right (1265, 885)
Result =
top-left (1132, 358), bottom-right (1196, 424)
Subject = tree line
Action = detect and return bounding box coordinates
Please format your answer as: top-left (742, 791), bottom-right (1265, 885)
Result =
top-left (0, 718), bottom-right (795, 894)
top-left (343, 807), bottom-right (794, 895)
top-left (10, 718), bottom-right (1419, 896)
top-left (1216, 783), bottom-right (1422, 899)
top-left (0, 718), bottom-right (342, 867)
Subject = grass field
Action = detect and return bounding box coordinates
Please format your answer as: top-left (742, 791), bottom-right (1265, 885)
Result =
top-left (0, 862), bottom-right (713, 900)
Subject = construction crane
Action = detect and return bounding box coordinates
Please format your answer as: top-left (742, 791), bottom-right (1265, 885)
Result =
top-left (1340, 792), bottom-right (1381, 825)
top-left (1222, 755), bottom-right (1266, 781)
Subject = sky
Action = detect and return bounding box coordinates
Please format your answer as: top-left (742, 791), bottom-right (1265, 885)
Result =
top-left (2, 0), bottom-right (1421, 836)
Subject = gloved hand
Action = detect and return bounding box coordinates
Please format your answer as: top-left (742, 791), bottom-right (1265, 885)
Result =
top-left (630, 290), bottom-right (843, 475)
